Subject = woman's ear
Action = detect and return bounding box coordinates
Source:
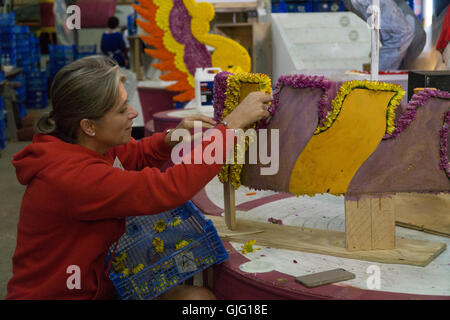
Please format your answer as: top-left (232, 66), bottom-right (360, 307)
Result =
top-left (79, 119), bottom-right (96, 137)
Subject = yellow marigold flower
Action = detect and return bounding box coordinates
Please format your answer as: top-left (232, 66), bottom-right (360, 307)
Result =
top-left (241, 240), bottom-right (260, 254)
top-left (175, 239), bottom-right (190, 250)
top-left (153, 219), bottom-right (167, 233)
top-left (169, 217), bottom-right (182, 227)
top-left (219, 72), bottom-right (272, 189)
top-left (153, 237), bottom-right (164, 254)
top-left (112, 252), bottom-right (127, 265)
top-left (132, 264), bottom-right (145, 274)
top-left (119, 268), bottom-right (130, 278)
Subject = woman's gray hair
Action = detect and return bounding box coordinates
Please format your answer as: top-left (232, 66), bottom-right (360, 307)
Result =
top-left (34, 55), bottom-right (126, 143)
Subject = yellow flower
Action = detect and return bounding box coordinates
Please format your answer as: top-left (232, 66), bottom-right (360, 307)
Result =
top-left (119, 268), bottom-right (130, 278)
top-left (175, 239), bottom-right (191, 250)
top-left (169, 217), bottom-right (182, 227)
top-left (153, 219), bottom-right (167, 233)
top-left (218, 72), bottom-right (272, 189)
top-left (132, 264), bottom-right (145, 274)
top-left (153, 237), bottom-right (164, 254)
top-left (241, 240), bottom-right (260, 254)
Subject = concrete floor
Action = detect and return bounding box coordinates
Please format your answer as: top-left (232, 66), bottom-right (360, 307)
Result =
top-left (0, 139), bottom-right (29, 299)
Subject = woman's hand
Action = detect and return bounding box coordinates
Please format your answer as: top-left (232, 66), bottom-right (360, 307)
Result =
top-left (164, 114), bottom-right (216, 147)
top-left (222, 91), bottom-right (271, 129)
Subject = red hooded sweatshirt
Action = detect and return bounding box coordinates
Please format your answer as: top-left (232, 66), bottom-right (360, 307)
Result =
top-left (6, 125), bottom-right (231, 299)
top-left (437, 7), bottom-right (450, 51)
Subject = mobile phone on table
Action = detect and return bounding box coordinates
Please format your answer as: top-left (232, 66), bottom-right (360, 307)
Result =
top-left (295, 268), bottom-right (355, 288)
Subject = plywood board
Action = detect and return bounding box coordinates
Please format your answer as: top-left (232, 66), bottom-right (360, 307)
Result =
top-left (209, 216), bottom-right (446, 267)
top-left (394, 193), bottom-right (450, 237)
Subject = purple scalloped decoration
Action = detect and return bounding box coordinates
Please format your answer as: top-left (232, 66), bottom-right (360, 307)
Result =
top-left (213, 71), bottom-right (232, 123)
top-left (440, 110), bottom-right (450, 178)
top-left (271, 74), bottom-right (333, 127)
top-left (382, 88), bottom-right (450, 178)
top-left (169, 0), bottom-right (212, 76)
top-left (383, 89), bottom-right (450, 140)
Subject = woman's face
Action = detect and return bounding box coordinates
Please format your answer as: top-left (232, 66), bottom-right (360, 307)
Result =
top-left (93, 81), bottom-right (138, 149)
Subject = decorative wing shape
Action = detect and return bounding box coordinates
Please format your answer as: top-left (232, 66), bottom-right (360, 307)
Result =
top-left (133, 0), bottom-right (251, 102)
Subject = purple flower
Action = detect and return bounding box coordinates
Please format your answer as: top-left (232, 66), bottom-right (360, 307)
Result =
top-left (213, 71), bottom-right (232, 123)
top-left (271, 74), bottom-right (333, 127)
top-left (384, 88), bottom-right (450, 178)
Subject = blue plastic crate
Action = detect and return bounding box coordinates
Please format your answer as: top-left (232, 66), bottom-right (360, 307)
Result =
top-left (0, 98), bottom-right (4, 121)
top-left (49, 44), bottom-right (76, 58)
top-left (0, 25), bottom-right (14, 33)
top-left (76, 44), bottom-right (97, 59)
top-left (0, 33), bottom-right (14, 42)
top-left (26, 100), bottom-right (48, 109)
top-left (272, 0), bottom-right (313, 13)
top-left (312, 0), bottom-right (345, 12)
top-left (107, 201), bottom-right (228, 300)
top-left (0, 12), bottom-right (14, 27)
top-left (0, 119), bottom-right (6, 149)
top-left (18, 102), bottom-right (27, 119)
top-left (13, 25), bottom-right (29, 34)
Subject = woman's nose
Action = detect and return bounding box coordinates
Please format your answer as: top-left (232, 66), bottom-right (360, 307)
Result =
top-left (129, 106), bottom-right (139, 119)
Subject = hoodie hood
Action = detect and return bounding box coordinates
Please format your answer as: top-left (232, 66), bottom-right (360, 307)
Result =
top-left (12, 134), bottom-right (104, 185)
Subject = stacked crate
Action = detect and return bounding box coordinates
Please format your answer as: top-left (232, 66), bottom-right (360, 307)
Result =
top-left (0, 71), bottom-right (5, 150)
top-left (271, 1), bottom-right (346, 13)
top-left (311, 0), bottom-right (345, 12)
top-left (76, 45), bottom-right (97, 60)
top-left (25, 69), bottom-right (48, 110)
top-left (1, 12), bottom-right (46, 113)
top-left (13, 26), bottom-right (45, 111)
top-left (271, 0), bottom-right (313, 12)
top-left (0, 12), bottom-right (16, 69)
top-left (48, 44), bottom-right (76, 83)
top-left (49, 44), bottom-right (98, 83)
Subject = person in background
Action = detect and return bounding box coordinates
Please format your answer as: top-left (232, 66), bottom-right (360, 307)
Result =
top-left (437, 5), bottom-right (450, 70)
top-left (5, 56), bottom-right (271, 300)
top-left (101, 16), bottom-right (128, 68)
top-left (344, 0), bottom-right (426, 70)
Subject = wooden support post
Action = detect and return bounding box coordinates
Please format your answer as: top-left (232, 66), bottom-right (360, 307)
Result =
top-left (223, 181), bottom-right (237, 230)
top-left (345, 195), bottom-right (395, 251)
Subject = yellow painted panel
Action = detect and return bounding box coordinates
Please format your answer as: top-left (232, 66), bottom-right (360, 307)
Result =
top-left (289, 88), bottom-right (396, 195)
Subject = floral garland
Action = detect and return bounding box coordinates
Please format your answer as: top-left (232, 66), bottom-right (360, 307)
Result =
top-left (213, 71), bottom-right (231, 123)
top-left (382, 88), bottom-right (450, 178)
top-left (271, 74), bottom-right (333, 128)
top-left (314, 80), bottom-right (405, 135)
top-left (441, 110), bottom-right (450, 178)
top-left (215, 72), bottom-right (272, 189)
top-left (272, 76), bottom-right (405, 135)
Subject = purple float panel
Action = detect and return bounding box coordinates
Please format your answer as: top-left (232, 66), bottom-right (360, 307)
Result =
top-left (240, 86), bottom-right (322, 192)
top-left (347, 97), bottom-right (450, 195)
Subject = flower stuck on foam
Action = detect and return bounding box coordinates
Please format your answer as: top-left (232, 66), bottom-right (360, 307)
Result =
top-left (241, 240), bottom-right (261, 254)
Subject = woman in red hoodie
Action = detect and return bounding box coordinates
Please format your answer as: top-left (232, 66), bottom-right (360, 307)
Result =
top-left (6, 56), bottom-right (271, 299)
